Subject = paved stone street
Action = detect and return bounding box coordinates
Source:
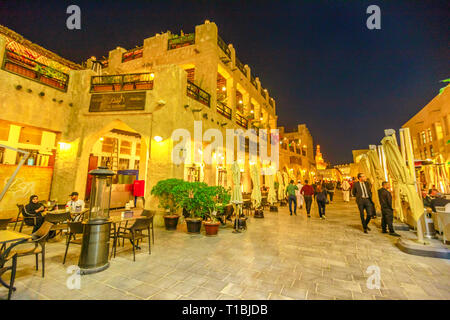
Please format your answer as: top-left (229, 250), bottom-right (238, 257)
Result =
top-left (1, 193), bottom-right (449, 300)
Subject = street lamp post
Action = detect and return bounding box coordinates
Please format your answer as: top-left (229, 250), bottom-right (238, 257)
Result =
top-left (79, 166), bottom-right (115, 274)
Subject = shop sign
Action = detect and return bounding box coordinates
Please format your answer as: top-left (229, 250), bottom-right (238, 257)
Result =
top-left (89, 92), bottom-right (146, 112)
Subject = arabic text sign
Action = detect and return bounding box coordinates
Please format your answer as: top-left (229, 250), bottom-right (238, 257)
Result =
top-left (89, 92), bottom-right (146, 112)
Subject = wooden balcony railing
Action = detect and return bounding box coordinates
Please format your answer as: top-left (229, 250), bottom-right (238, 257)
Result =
top-left (168, 33), bottom-right (195, 50)
top-left (216, 101), bottom-right (232, 119)
top-left (260, 87), bottom-right (266, 99)
top-left (217, 36), bottom-right (231, 59)
top-left (187, 80), bottom-right (210, 107)
top-left (90, 73), bottom-right (154, 92)
top-left (235, 58), bottom-right (247, 77)
top-left (122, 47), bottom-right (143, 63)
top-left (235, 113), bottom-right (248, 129)
top-left (2, 49), bottom-right (69, 91)
top-left (250, 75), bottom-right (257, 89)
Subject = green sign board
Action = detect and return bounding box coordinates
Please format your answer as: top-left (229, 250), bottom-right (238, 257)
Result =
top-left (89, 92), bottom-right (146, 112)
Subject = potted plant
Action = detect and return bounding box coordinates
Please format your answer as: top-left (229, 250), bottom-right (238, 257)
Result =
top-left (204, 186), bottom-right (231, 236)
top-left (150, 178), bottom-right (184, 230)
top-left (174, 181), bottom-right (208, 234)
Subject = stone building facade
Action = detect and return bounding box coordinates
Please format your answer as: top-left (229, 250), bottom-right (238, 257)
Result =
top-left (278, 124), bottom-right (316, 183)
top-left (0, 21), bottom-right (282, 220)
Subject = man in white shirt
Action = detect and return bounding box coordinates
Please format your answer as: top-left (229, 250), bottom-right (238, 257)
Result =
top-left (342, 179), bottom-right (351, 202)
top-left (66, 192), bottom-right (85, 213)
top-left (296, 180), bottom-right (304, 209)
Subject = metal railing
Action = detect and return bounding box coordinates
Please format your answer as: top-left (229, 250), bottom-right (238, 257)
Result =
top-left (235, 58), bottom-right (247, 77)
top-left (168, 33), bottom-right (195, 50)
top-left (216, 101), bottom-right (232, 119)
top-left (90, 73), bottom-right (154, 92)
top-left (2, 49), bottom-right (69, 91)
top-left (235, 113), bottom-right (248, 129)
top-left (187, 80), bottom-right (210, 107)
top-left (217, 36), bottom-right (231, 59)
top-left (122, 47), bottom-right (143, 63)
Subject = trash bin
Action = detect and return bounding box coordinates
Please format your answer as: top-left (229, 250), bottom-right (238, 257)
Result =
top-left (422, 211), bottom-right (437, 239)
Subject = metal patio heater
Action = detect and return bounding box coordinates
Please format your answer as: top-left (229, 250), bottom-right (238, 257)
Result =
top-left (79, 166), bottom-right (114, 274)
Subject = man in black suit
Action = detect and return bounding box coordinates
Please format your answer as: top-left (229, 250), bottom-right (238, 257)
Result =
top-left (378, 182), bottom-right (400, 236)
top-left (351, 173), bottom-right (375, 233)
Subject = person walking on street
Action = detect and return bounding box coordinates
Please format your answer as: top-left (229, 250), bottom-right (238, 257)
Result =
top-left (296, 180), bottom-right (304, 210)
top-left (316, 184), bottom-right (328, 219)
top-left (378, 182), bottom-right (401, 236)
top-left (351, 173), bottom-right (375, 233)
top-left (342, 179), bottom-right (351, 202)
top-left (286, 180), bottom-right (299, 216)
top-left (326, 180), bottom-right (335, 202)
top-left (300, 180), bottom-right (315, 218)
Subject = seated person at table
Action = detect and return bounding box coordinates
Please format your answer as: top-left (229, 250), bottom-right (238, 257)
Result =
top-left (66, 192), bottom-right (85, 213)
top-left (23, 195), bottom-right (45, 232)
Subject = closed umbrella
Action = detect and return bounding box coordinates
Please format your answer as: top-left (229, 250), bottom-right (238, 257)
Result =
top-left (382, 135), bottom-right (424, 230)
top-left (267, 173), bottom-right (277, 205)
top-left (282, 172), bottom-right (289, 189)
top-left (277, 171), bottom-right (284, 201)
top-left (368, 149), bottom-right (385, 213)
top-left (231, 161), bottom-right (242, 204)
top-left (250, 164), bottom-right (262, 208)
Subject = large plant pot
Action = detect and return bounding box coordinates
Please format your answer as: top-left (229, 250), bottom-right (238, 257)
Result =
top-left (204, 222), bottom-right (220, 236)
top-left (164, 215), bottom-right (179, 231)
top-left (186, 218), bottom-right (202, 234)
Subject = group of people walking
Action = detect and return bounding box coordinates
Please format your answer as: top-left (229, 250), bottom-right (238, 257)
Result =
top-left (285, 179), bottom-right (336, 219)
top-left (284, 173), bottom-right (400, 236)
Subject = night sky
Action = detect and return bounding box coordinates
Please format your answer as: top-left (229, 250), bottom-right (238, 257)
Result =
top-left (1, 0), bottom-right (449, 164)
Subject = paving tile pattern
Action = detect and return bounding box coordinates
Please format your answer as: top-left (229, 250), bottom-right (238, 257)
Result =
top-left (1, 193), bottom-right (449, 300)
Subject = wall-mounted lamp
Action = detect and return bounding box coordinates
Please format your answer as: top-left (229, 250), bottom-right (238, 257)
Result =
top-left (154, 136), bottom-right (163, 142)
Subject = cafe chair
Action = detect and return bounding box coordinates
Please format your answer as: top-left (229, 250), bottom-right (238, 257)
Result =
top-left (63, 222), bottom-right (84, 264)
top-left (140, 210), bottom-right (155, 244)
top-left (13, 205), bottom-right (24, 231)
top-left (19, 206), bottom-right (43, 233)
top-left (5, 221), bottom-right (53, 278)
top-left (116, 217), bottom-right (152, 261)
top-left (44, 211), bottom-right (71, 237)
top-left (0, 240), bottom-right (24, 300)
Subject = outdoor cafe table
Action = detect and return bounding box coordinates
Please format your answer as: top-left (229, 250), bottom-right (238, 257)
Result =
top-left (0, 230), bottom-right (31, 292)
top-left (108, 208), bottom-right (144, 258)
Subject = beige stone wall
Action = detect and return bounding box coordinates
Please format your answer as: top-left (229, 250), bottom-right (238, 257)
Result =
top-left (0, 164), bottom-right (53, 218)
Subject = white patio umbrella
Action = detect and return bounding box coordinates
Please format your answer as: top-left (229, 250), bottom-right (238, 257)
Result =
top-left (267, 172), bottom-right (277, 205)
top-left (231, 161), bottom-right (243, 204)
top-left (282, 172), bottom-right (289, 189)
top-left (382, 135), bottom-right (425, 240)
top-left (250, 164), bottom-right (262, 208)
top-left (368, 149), bottom-right (386, 212)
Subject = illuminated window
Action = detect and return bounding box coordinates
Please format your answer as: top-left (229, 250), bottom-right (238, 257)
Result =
top-left (135, 143), bottom-right (141, 156)
top-left (118, 158), bottom-right (130, 170)
top-left (120, 140), bottom-right (132, 155)
top-left (101, 137), bottom-right (115, 153)
top-left (19, 127), bottom-right (43, 145)
top-left (427, 128), bottom-right (433, 142)
top-left (434, 122), bottom-right (443, 141)
top-left (423, 147), bottom-right (428, 158)
top-left (421, 131), bottom-right (427, 144)
top-left (429, 145), bottom-right (434, 157)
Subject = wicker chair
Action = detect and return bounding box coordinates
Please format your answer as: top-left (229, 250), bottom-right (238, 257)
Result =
top-left (140, 210), bottom-right (155, 244)
top-left (5, 221), bottom-right (53, 278)
top-left (13, 205), bottom-right (24, 231)
top-left (44, 211), bottom-right (71, 237)
top-left (0, 239), bottom-right (22, 300)
top-left (116, 217), bottom-right (152, 261)
top-left (63, 222), bottom-right (84, 264)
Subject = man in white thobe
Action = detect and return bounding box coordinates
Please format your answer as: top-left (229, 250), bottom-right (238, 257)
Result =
top-left (296, 180), bottom-right (304, 209)
top-left (342, 180), bottom-right (350, 202)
